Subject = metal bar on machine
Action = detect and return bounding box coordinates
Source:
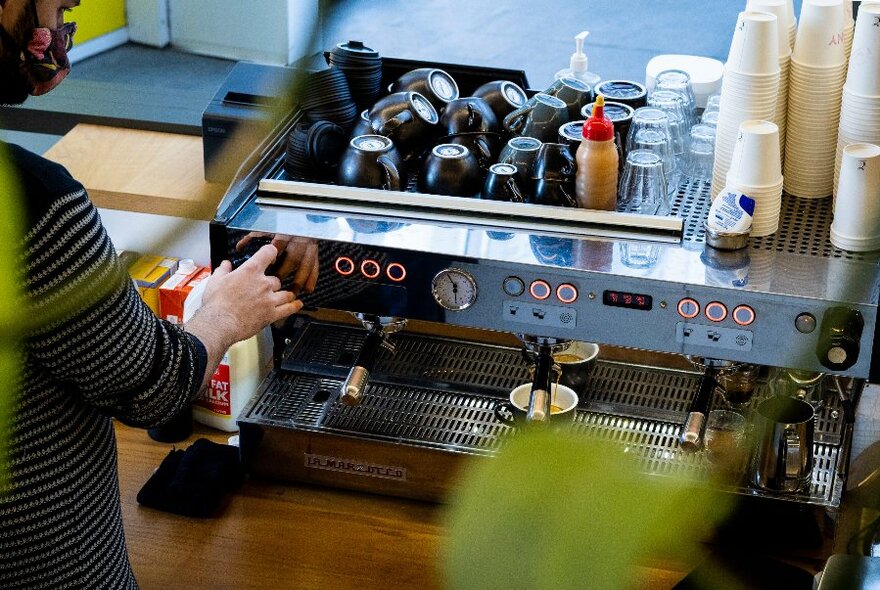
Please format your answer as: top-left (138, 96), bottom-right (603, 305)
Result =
top-left (256, 179), bottom-right (683, 242)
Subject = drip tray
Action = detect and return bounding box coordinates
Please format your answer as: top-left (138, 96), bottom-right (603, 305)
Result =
top-left (239, 320), bottom-right (847, 507)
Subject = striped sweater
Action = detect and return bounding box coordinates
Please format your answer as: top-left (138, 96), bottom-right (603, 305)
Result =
top-left (1, 144), bottom-right (207, 589)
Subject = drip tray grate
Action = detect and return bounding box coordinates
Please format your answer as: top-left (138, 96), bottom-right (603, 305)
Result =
top-left (246, 321), bottom-right (847, 508)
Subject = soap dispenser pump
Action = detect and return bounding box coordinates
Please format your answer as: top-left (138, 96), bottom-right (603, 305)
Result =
top-left (555, 31), bottom-right (601, 87)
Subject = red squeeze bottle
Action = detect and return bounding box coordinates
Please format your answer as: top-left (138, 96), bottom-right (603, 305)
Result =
top-left (575, 94), bottom-right (619, 210)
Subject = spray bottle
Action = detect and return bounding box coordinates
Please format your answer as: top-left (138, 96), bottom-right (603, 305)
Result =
top-left (555, 31), bottom-right (601, 88)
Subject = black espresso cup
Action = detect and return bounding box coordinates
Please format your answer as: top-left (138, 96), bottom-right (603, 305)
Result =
top-left (481, 162), bottom-right (525, 202)
top-left (471, 80), bottom-right (529, 122)
top-left (369, 91), bottom-right (439, 160)
top-left (533, 142), bottom-right (576, 183)
top-left (440, 97), bottom-right (500, 136)
top-left (558, 120), bottom-right (586, 160)
top-left (350, 109), bottom-right (374, 139)
top-left (544, 77), bottom-right (594, 122)
top-left (337, 135), bottom-right (405, 191)
top-left (418, 143), bottom-right (482, 197)
top-left (389, 67), bottom-right (460, 111)
top-left (498, 135), bottom-right (542, 197)
top-left (531, 143), bottom-right (577, 207)
top-left (447, 132), bottom-right (503, 171)
top-left (503, 93), bottom-right (569, 143)
top-left (594, 80), bottom-right (648, 110)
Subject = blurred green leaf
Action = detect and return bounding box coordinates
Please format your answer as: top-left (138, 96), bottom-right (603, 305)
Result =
top-left (0, 143), bottom-right (25, 490)
top-left (443, 428), bottom-right (734, 589)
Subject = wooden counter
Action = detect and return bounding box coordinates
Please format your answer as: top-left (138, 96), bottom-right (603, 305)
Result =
top-left (116, 422), bottom-right (690, 589)
top-left (44, 124), bottom-right (225, 221)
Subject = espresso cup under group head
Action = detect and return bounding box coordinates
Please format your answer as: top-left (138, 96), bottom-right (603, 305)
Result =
top-left (418, 143), bottom-right (483, 197)
top-left (552, 341), bottom-right (600, 394)
top-left (389, 67), bottom-right (460, 111)
top-left (494, 382), bottom-right (579, 426)
top-left (481, 162), bottom-right (524, 202)
top-left (369, 91), bottom-right (439, 159)
top-left (471, 79), bottom-right (529, 121)
top-left (337, 135), bottom-right (405, 191)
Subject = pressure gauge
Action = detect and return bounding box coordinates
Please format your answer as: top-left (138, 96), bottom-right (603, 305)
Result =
top-left (431, 268), bottom-right (477, 311)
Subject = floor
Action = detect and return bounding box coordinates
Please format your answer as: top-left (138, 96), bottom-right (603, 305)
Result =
top-left (0, 0), bottom-right (788, 154)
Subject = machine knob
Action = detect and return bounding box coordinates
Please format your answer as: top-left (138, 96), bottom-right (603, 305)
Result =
top-left (816, 307), bottom-right (864, 371)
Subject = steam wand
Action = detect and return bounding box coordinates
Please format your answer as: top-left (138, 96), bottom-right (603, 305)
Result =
top-left (527, 345), bottom-right (555, 422)
top-left (340, 314), bottom-right (405, 406)
top-left (679, 357), bottom-right (737, 452)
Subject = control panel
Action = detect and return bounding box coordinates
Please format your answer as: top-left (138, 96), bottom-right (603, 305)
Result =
top-left (290, 250), bottom-right (876, 378)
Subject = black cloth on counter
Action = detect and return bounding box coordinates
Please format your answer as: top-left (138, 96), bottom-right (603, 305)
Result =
top-left (137, 438), bottom-right (243, 518)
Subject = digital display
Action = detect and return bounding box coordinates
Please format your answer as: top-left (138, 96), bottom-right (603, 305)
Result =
top-left (603, 290), bottom-right (652, 311)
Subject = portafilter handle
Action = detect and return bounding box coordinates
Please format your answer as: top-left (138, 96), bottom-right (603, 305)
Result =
top-left (679, 365), bottom-right (719, 452)
top-left (526, 345), bottom-right (555, 423)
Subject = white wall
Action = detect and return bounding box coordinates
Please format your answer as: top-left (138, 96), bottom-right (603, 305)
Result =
top-left (168, 0), bottom-right (320, 65)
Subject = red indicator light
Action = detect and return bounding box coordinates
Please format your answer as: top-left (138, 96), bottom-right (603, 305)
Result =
top-left (335, 256), bottom-right (355, 276)
top-left (386, 263), bottom-right (407, 282)
top-left (360, 259), bottom-right (381, 279)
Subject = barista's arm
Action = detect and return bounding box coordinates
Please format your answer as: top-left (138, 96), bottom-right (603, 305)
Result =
top-left (25, 194), bottom-right (300, 426)
top-left (184, 244), bottom-right (303, 391)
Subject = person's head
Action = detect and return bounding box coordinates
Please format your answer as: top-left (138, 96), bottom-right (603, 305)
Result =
top-left (0, 0), bottom-right (79, 105)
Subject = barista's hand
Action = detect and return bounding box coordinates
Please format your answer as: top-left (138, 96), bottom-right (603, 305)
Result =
top-left (236, 233), bottom-right (320, 297)
top-left (186, 245), bottom-right (302, 361)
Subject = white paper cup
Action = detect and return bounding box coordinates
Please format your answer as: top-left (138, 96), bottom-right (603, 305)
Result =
top-left (793, 0), bottom-right (847, 67)
top-left (830, 142), bottom-right (880, 249)
top-left (748, 0), bottom-right (794, 58)
top-left (845, 5), bottom-right (880, 96)
top-left (727, 11), bottom-right (782, 75)
top-left (727, 120), bottom-right (783, 187)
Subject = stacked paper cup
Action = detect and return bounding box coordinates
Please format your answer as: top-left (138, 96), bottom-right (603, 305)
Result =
top-left (785, 0), bottom-right (797, 48)
top-left (784, 0), bottom-right (847, 199)
top-left (747, 0), bottom-right (792, 160)
top-left (711, 11), bottom-right (780, 199)
top-left (831, 143), bottom-right (880, 251)
top-left (834, 3), bottom-right (880, 197)
top-left (725, 120), bottom-right (783, 237)
top-left (843, 0), bottom-right (855, 61)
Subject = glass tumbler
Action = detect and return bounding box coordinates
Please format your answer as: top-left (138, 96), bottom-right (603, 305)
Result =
top-left (629, 128), bottom-right (679, 197)
top-left (618, 149), bottom-right (668, 215)
top-left (683, 123), bottom-right (716, 182)
top-left (704, 94), bottom-right (721, 115)
top-left (700, 110), bottom-right (720, 128)
top-left (625, 107), bottom-right (672, 153)
top-left (655, 69), bottom-right (698, 125)
top-left (647, 89), bottom-right (690, 159)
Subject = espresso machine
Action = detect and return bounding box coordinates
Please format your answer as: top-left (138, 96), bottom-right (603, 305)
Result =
top-left (209, 64), bottom-right (880, 560)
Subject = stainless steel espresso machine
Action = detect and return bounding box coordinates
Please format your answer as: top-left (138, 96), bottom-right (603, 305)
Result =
top-left (209, 68), bottom-right (880, 561)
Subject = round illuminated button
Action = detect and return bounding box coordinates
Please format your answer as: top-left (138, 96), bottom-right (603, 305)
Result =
top-left (556, 283), bottom-right (578, 304)
top-left (705, 301), bottom-right (728, 322)
top-left (732, 305), bottom-right (755, 326)
top-left (386, 263), bottom-right (407, 282)
top-left (530, 280), bottom-right (552, 300)
top-left (795, 313), bottom-right (817, 334)
top-left (360, 259), bottom-right (381, 279)
top-left (335, 256), bottom-right (355, 276)
top-left (677, 298), bottom-right (700, 319)
top-left (502, 276), bottom-right (525, 297)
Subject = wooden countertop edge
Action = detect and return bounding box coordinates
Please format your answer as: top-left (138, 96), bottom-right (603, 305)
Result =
top-left (89, 188), bottom-right (219, 221)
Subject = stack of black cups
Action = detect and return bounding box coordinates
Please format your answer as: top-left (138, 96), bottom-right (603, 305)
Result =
top-left (326, 40), bottom-right (383, 111)
top-left (285, 121), bottom-right (347, 180)
top-left (300, 67), bottom-right (358, 131)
